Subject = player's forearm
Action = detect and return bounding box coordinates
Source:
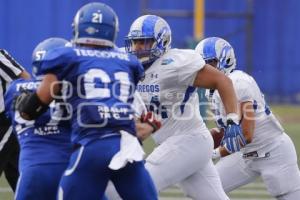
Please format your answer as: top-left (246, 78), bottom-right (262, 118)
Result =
top-left (36, 74), bottom-right (59, 104)
top-left (220, 146), bottom-right (231, 157)
top-left (16, 74), bottom-right (58, 120)
top-left (193, 65), bottom-right (238, 115)
top-left (212, 146), bottom-right (231, 159)
top-left (135, 122), bottom-right (154, 141)
top-left (19, 70), bottom-right (31, 80)
top-left (240, 101), bottom-right (255, 144)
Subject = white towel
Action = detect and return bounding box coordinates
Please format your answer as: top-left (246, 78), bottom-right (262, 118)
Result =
top-left (109, 130), bottom-right (145, 170)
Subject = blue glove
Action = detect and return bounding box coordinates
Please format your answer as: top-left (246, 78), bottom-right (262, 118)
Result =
top-left (222, 119), bottom-right (246, 153)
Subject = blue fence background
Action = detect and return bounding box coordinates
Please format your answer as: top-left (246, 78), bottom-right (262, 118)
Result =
top-left (0, 0), bottom-right (299, 103)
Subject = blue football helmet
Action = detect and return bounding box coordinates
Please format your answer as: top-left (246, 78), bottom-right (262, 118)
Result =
top-left (72, 2), bottom-right (119, 47)
top-left (125, 15), bottom-right (171, 65)
top-left (195, 37), bottom-right (236, 75)
top-left (32, 37), bottom-right (69, 76)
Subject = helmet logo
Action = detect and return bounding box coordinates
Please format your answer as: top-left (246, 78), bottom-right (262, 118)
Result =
top-left (85, 27), bottom-right (98, 35)
top-left (219, 46), bottom-right (231, 68)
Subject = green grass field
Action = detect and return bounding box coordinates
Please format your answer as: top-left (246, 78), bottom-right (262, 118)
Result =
top-left (0, 104), bottom-right (299, 200)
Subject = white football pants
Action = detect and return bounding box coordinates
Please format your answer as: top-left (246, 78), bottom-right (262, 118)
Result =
top-left (106, 130), bottom-right (229, 200)
top-left (216, 133), bottom-right (300, 200)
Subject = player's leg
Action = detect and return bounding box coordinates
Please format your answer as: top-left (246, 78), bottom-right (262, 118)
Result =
top-left (4, 134), bottom-right (20, 192)
top-left (276, 191), bottom-right (300, 200)
top-left (110, 161), bottom-right (157, 200)
top-left (179, 157), bottom-right (231, 200)
top-left (15, 163), bottom-right (67, 200)
top-left (258, 133), bottom-right (300, 199)
top-left (145, 131), bottom-right (212, 192)
top-left (58, 136), bottom-right (119, 200)
top-left (0, 126), bottom-right (20, 191)
top-left (215, 152), bottom-right (258, 192)
top-left (4, 157), bottom-right (19, 192)
top-left (105, 181), bottom-right (122, 200)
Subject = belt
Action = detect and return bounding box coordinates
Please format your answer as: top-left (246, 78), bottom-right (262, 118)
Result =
top-left (243, 151), bottom-right (270, 159)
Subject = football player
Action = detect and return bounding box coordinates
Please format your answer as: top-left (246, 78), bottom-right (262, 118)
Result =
top-left (4, 37), bottom-right (72, 200)
top-left (196, 37), bottom-right (300, 200)
top-left (107, 15), bottom-right (245, 200)
top-left (15, 3), bottom-right (157, 200)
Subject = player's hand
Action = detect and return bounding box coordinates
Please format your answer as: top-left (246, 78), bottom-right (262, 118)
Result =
top-left (14, 90), bottom-right (33, 120)
top-left (222, 118), bottom-right (246, 154)
top-left (14, 90), bottom-right (48, 120)
top-left (13, 88), bottom-right (30, 111)
top-left (140, 112), bottom-right (161, 133)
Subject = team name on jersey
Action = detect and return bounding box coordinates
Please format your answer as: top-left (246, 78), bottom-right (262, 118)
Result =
top-left (137, 84), bottom-right (160, 93)
top-left (74, 49), bottom-right (130, 61)
top-left (16, 82), bottom-right (40, 91)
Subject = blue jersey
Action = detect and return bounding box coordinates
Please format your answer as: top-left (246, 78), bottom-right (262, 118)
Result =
top-left (38, 46), bottom-right (144, 145)
top-left (5, 78), bottom-right (72, 171)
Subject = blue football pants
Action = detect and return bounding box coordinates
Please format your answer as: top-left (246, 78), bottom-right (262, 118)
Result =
top-left (15, 163), bottom-right (68, 200)
top-left (58, 136), bottom-right (157, 200)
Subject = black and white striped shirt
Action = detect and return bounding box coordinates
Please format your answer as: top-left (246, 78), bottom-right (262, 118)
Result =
top-left (0, 49), bottom-right (24, 151)
top-left (0, 49), bottom-right (24, 112)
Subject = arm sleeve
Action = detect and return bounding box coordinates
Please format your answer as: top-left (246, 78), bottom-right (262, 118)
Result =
top-left (132, 92), bottom-right (147, 118)
top-left (0, 49), bottom-right (24, 82)
top-left (38, 49), bottom-right (71, 81)
top-left (176, 51), bottom-right (206, 86)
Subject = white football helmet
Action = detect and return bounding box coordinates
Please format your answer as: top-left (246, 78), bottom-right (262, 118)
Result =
top-left (125, 15), bottom-right (171, 65)
top-left (195, 37), bottom-right (236, 75)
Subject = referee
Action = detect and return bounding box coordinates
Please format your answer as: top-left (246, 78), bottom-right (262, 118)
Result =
top-left (0, 49), bottom-right (30, 192)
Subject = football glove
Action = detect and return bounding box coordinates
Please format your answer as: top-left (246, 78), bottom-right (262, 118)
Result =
top-left (140, 112), bottom-right (161, 133)
top-left (14, 90), bottom-right (48, 120)
top-left (222, 115), bottom-right (246, 153)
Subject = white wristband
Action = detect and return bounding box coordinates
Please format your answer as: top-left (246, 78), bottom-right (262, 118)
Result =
top-left (226, 113), bottom-right (239, 124)
top-left (212, 148), bottom-right (221, 160)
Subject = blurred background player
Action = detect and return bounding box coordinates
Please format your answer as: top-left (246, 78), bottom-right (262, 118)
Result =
top-left (15, 3), bottom-right (157, 200)
top-left (195, 37), bottom-right (300, 200)
top-left (0, 49), bottom-right (30, 192)
top-left (4, 37), bottom-right (73, 200)
top-left (107, 14), bottom-right (244, 200)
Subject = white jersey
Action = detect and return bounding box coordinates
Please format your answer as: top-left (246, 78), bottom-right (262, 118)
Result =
top-left (132, 92), bottom-right (147, 118)
top-left (207, 70), bottom-right (284, 153)
top-left (137, 48), bottom-right (208, 144)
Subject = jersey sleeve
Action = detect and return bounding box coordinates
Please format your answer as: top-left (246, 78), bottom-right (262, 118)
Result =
top-left (37, 48), bottom-right (74, 81)
top-left (0, 49), bottom-right (24, 82)
top-left (176, 50), bottom-right (206, 86)
top-left (232, 78), bottom-right (254, 103)
top-left (132, 92), bottom-right (147, 118)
